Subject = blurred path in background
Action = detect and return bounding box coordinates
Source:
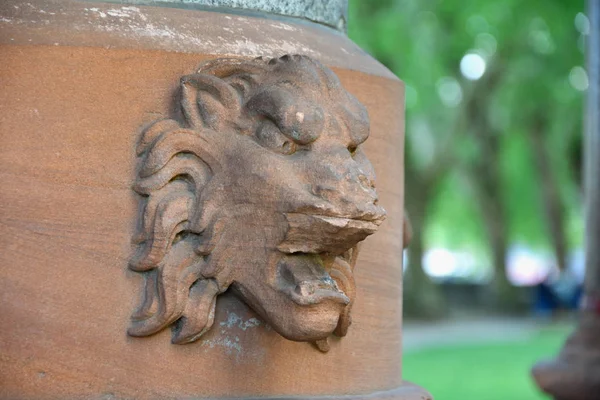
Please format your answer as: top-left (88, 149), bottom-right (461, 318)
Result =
top-left (403, 317), bottom-right (574, 352)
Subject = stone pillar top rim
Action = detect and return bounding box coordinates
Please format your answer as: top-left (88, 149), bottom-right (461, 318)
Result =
top-left (109, 0), bottom-right (349, 31)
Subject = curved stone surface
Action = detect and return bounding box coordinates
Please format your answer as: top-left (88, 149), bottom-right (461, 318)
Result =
top-left (0, 0), bottom-right (395, 80)
top-left (107, 0), bottom-right (348, 30)
top-left (0, 0), bottom-right (422, 399)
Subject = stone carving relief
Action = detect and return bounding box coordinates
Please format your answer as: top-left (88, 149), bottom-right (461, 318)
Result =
top-left (128, 55), bottom-right (386, 351)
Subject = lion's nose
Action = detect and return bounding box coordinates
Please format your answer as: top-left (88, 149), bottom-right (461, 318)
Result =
top-left (358, 174), bottom-right (374, 190)
top-left (355, 174), bottom-right (380, 208)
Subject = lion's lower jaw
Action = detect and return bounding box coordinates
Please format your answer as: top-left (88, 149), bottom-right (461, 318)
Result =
top-left (268, 282), bottom-right (351, 342)
top-left (265, 301), bottom-right (346, 342)
top-left (230, 283), bottom-right (346, 342)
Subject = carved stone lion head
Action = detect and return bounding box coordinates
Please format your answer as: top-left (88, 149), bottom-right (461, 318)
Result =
top-left (128, 55), bottom-right (386, 350)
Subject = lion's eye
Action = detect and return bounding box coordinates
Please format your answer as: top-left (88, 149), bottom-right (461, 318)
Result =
top-left (348, 145), bottom-right (358, 157)
top-left (256, 120), bottom-right (298, 155)
top-left (281, 141), bottom-right (297, 155)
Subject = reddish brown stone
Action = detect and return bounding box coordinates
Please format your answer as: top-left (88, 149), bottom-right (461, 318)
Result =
top-left (0, 1), bottom-right (431, 399)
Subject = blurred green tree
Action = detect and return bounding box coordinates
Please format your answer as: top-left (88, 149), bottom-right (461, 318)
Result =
top-left (348, 0), bottom-right (585, 314)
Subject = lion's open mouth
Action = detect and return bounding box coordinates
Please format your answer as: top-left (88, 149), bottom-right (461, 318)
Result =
top-left (286, 278), bottom-right (350, 306)
top-left (277, 252), bottom-right (351, 306)
top-left (277, 213), bottom-right (383, 255)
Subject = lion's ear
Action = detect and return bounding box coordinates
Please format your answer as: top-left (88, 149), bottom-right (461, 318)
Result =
top-left (180, 74), bottom-right (241, 131)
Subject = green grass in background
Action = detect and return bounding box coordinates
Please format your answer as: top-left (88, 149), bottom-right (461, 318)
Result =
top-left (403, 326), bottom-right (571, 400)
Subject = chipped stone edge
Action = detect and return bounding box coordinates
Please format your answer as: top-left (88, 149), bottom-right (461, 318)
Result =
top-left (98, 0), bottom-right (349, 31)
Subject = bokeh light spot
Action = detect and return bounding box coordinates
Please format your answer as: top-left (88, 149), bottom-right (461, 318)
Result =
top-left (460, 53), bottom-right (486, 80)
top-left (575, 12), bottom-right (590, 35)
top-left (569, 66), bottom-right (589, 91)
top-left (436, 77), bottom-right (463, 107)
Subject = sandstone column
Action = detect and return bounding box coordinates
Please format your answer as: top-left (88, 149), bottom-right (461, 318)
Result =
top-left (0, 1), bottom-right (431, 399)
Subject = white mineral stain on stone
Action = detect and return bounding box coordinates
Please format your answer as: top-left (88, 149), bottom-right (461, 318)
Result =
top-left (201, 336), bottom-right (243, 356)
top-left (85, 8), bottom-right (107, 18)
top-left (200, 311), bottom-right (269, 363)
top-left (4, 1), bottom-right (348, 73)
top-left (106, 9), bottom-right (133, 18)
top-left (270, 22), bottom-right (296, 32)
top-left (155, 0), bottom-right (346, 29)
top-left (83, 6), bottom-right (146, 22)
top-left (199, 312), bottom-right (263, 360)
top-left (220, 312), bottom-right (261, 331)
top-left (24, 3), bottom-right (56, 15)
top-left (219, 38), bottom-right (315, 58)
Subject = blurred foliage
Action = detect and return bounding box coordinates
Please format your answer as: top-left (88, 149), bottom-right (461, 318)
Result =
top-left (348, 0), bottom-right (586, 255)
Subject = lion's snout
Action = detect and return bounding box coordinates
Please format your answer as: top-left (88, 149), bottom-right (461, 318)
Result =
top-left (308, 173), bottom-right (384, 222)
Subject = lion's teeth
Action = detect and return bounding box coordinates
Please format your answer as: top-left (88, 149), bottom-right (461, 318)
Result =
top-left (295, 278), bottom-right (342, 298)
